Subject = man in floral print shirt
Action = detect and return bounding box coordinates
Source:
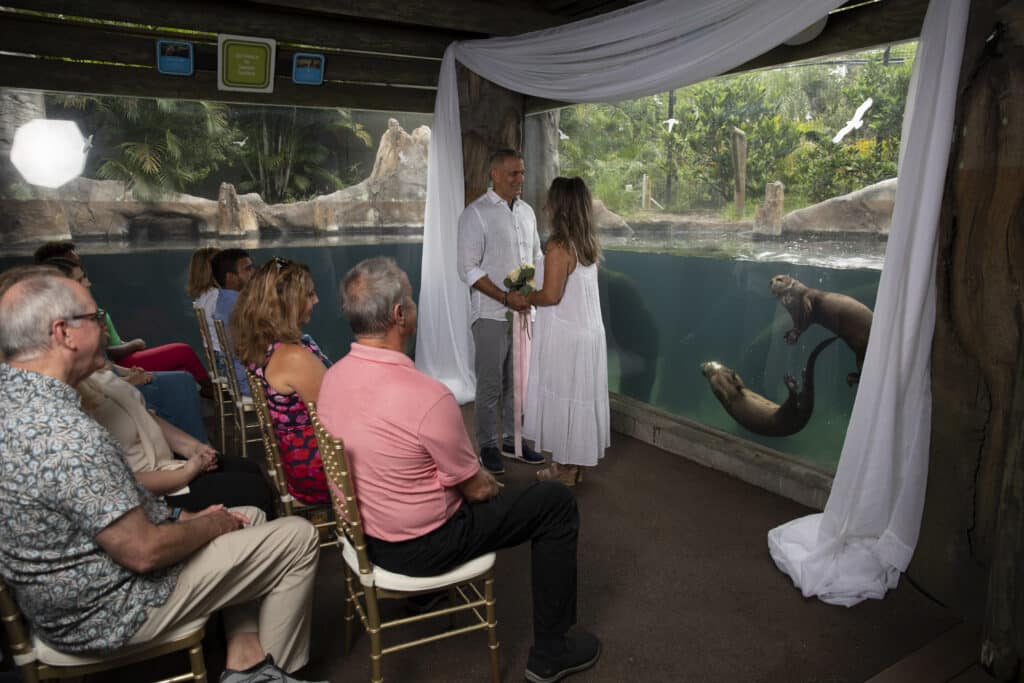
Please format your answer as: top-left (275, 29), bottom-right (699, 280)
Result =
top-left (0, 272), bottom-right (324, 683)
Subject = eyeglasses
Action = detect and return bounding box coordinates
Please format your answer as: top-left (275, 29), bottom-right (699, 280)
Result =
top-left (68, 308), bottom-right (106, 324)
top-left (271, 256), bottom-right (292, 270)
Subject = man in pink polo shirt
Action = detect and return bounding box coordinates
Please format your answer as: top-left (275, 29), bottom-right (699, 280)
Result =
top-left (318, 257), bottom-right (600, 683)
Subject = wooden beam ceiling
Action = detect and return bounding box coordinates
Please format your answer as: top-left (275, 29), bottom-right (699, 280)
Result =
top-left (238, 0), bottom-right (570, 36)
top-left (0, 0), bottom-right (925, 114)
top-left (2, 0), bottom-right (468, 58)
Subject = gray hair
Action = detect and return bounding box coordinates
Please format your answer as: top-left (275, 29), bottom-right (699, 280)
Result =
top-left (489, 148), bottom-right (523, 169)
top-left (340, 257), bottom-right (408, 337)
top-left (0, 274), bottom-right (83, 360)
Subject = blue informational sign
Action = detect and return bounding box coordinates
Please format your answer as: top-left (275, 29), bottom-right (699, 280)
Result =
top-left (156, 40), bottom-right (194, 76)
top-left (292, 52), bottom-right (325, 86)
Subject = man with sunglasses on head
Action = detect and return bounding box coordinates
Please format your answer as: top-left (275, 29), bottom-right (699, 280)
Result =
top-left (0, 271), bottom-right (324, 683)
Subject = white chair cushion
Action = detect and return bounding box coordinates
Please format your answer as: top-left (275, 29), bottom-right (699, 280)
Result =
top-left (341, 536), bottom-right (495, 591)
top-left (33, 616), bottom-right (207, 666)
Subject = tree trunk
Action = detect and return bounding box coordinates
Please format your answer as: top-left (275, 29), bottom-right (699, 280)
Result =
top-left (456, 64), bottom-right (524, 207)
top-left (915, 2), bottom-right (1024, 679)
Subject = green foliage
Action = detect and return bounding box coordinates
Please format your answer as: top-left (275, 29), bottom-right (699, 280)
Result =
top-left (53, 95), bottom-right (233, 200)
top-left (558, 42), bottom-right (916, 214)
top-left (791, 138), bottom-right (897, 201)
top-left (560, 100), bottom-right (663, 213)
top-left (48, 94), bottom-right (372, 203)
top-left (231, 106), bottom-right (372, 203)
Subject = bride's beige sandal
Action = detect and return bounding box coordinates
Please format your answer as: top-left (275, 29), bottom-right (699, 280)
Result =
top-left (536, 462), bottom-right (582, 486)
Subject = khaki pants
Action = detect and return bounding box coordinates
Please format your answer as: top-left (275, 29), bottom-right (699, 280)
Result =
top-left (129, 510), bottom-right (319, 673)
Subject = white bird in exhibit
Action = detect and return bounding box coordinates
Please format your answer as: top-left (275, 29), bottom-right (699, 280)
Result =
top-left (663, 117), bottom-right (680, 133)
top-left (832, 97), bottom-right (873, 143)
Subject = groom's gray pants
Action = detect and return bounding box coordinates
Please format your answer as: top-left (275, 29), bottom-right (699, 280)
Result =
top-left (472, 318), bottom-right (515, 450)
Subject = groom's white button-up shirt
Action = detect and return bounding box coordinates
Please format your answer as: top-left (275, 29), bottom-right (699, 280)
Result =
top-left (457, 188), bottom-right (542, 323)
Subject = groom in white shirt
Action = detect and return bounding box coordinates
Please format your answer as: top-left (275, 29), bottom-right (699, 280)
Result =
top-left (456, 148), bottom-right (545, 474)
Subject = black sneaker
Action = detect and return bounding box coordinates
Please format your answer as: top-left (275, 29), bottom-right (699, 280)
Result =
top-left (480, 446), bottom-right (505, 474)
top-left (501, 439), bottom-right (545, 465)
top-left (219, 655), bottom-right (326, 683)
top-left (525, 631), bottom-right (601, 683)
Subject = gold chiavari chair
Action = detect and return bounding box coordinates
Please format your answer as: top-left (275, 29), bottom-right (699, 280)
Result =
top-left (211, 318), bottom-right (261, 460)
top-left (308, 401), bottom-right (500, 683)
top-left (192, 305), bottom-right (233, 454)
top-left (245, 369), bottom-right (337, 547)
top-left (0, 576), bottom-right (208, 682)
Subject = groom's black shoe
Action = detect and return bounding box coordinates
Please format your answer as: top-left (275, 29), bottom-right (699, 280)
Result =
top-left (502, 439), bottom-right (545, 465)
top-left (480, 446), bottom-right (505, 475)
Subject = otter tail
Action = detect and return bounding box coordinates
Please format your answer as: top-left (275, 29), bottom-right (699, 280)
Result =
top-left (801, 335), bottom-right (840, 400)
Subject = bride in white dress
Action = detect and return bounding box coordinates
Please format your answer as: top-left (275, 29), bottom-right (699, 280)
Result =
top-left (522, 177), bottom-right (610, 485)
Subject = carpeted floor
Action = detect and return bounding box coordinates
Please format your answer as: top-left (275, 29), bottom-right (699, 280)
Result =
top-left (46, 416), bottom-right (958, 682)
top-left (293, 430), bottom-right (958, 683)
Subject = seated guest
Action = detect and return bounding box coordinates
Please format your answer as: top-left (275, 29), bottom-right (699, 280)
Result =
top-left (211, 248), bottom-right (255, 396)
top-left (318, 257), bottom-right (601, 682)
top-left (0, 272), bottom-right (323, 683)
top-left (34, 241), bottom-right (213, 396)
top-left (79, 368), bottom-right (276, 517)
top-left (232, 258), bottom-right (330, 505)
top-left (43, 256), bottom-right (210, 442)
top-left (187, 246), bottom-right (221, 354)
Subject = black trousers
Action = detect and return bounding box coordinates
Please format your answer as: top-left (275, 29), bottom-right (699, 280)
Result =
top-left (166, 455), bottom-right (276, 518)
top-left (366, 481), bottom-right (579, 645)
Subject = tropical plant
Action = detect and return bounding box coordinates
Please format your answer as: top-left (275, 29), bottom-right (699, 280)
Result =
top-left (51, 95), bottom-right (234, 199)
top-left (230, 106), bottom-right (372, 203)
top-left (556, 41), bottom-right (917, 215)
top-left (672, 75), bottom-right (801, 204)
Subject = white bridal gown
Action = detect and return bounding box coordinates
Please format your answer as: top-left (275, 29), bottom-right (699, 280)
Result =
top-left (524, 255), bottom-right (610, 466)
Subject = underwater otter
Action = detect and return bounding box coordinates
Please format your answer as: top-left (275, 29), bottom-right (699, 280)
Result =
top-left (770, 274), bottom-right (873, 384)
top-left (701, 336), bottom-right (838, 437)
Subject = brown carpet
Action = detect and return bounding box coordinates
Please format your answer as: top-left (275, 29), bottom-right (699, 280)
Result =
top-left (298, 429), bottom-right (957, 683)
top-left (60, 425), bottom-right (957, 682)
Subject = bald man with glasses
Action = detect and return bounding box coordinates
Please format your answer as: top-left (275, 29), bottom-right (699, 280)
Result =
top-left (0, 272), bottom-right (324, 683)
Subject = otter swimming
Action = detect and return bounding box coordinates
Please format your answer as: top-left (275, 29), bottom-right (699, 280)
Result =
top-left (701, 336), bottom-right (839, 437)
top-left (770, 274), bottom-right (873, 384)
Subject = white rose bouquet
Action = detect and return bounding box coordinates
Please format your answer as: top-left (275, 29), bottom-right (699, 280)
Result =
top-left (503, 263), bottom-right (535, 322)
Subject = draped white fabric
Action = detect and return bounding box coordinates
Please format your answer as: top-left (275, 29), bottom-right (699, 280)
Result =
top-left (415, 0), bottom-right (845, 402)
top-left (767, 0), bottom-right (970, 606)
top-left (414, 0), bottom-right (970, 605)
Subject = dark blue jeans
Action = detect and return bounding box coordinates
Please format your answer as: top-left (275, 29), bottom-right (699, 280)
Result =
top-left (138, 370), bottom-right (209, 443)
top-left (366, 481), bottom-right (579, 646)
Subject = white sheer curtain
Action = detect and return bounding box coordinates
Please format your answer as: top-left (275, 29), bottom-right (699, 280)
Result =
top-left (415, 0), bottom-right (846, 402)
top-left (414, 0), bottom-right (970, 604)
top-left (768, 0), bottom-right (970, 606)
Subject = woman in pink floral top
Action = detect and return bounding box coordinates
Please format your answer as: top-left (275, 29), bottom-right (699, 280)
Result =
top-left (231, 257), bottom-right (331, 504)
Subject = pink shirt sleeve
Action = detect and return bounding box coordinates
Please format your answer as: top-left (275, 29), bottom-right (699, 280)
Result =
top-left (418, 393), bottom-right (481, 488)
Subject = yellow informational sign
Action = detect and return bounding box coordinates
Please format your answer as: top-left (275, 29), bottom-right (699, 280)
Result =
top-left (218, 34), bottom-right (276, 93)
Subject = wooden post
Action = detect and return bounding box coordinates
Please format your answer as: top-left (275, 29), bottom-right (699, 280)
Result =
top-left (731, 126), bottom-right (747, 217)
top-left (642, 173), bottom-right (651, 210)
